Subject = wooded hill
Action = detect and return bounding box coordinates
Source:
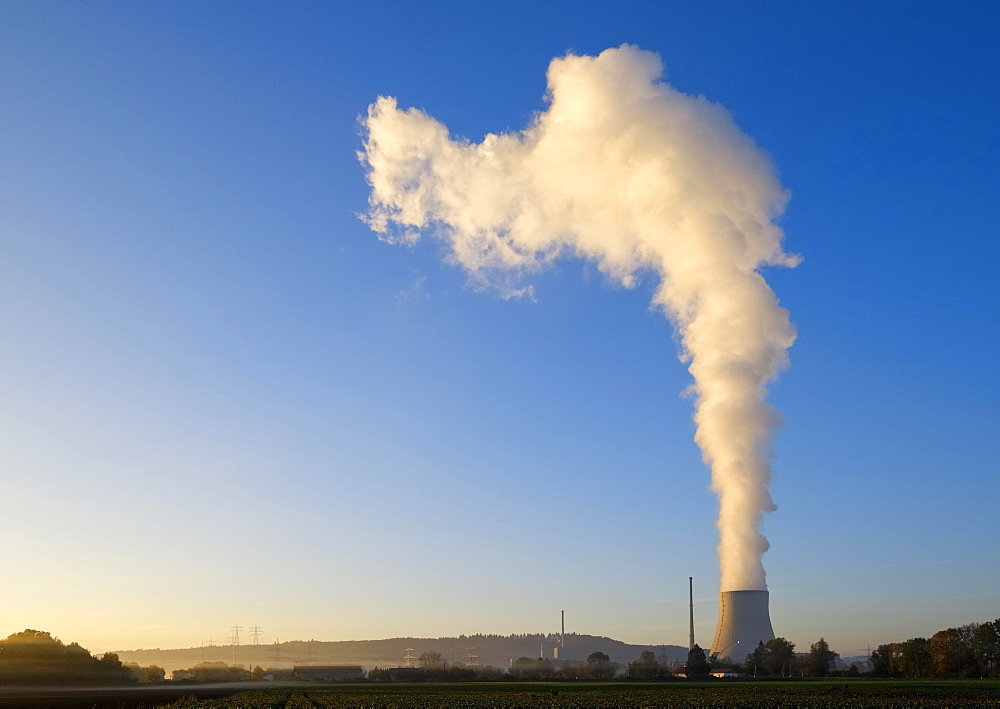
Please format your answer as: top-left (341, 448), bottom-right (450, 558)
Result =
top-left (114, 633), bottom-right (688, 675)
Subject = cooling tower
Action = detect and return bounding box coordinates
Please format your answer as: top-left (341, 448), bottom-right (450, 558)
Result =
top-left (709, 590), bottom-right (775, 662)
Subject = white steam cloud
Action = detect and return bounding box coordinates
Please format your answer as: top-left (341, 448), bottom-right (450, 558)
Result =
top-left (360, 45), bottom-right (798, 591)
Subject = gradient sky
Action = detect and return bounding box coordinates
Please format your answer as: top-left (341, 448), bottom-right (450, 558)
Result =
top-left (1, 1), bottom-right (998, 659)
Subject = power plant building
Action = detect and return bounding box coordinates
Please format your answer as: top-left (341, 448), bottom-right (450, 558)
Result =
top-left (710, 590), bottom-right (775, 662)
top-left (293, 665), bottom-right (364, 681)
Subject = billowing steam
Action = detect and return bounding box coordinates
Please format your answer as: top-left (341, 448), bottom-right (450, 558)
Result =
top-left (360, 45), bottom-right (797, 591)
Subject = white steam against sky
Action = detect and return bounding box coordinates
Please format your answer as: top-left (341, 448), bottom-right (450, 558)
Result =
top-left (360, 45), bottom-right (798, 591)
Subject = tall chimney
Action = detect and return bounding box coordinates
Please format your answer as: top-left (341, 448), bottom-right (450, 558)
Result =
top-left (710, 590), bottom-right (775, 662)
top-left (688, 577), bottom-right (695, 650)
top-left (561, 610), bottom-right (565, 648)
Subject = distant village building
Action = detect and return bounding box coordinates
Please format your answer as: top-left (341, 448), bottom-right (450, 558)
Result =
top-left (293, 665), bottom-right (364, 681)
top-left (387, 667), bottom-right (423, 681)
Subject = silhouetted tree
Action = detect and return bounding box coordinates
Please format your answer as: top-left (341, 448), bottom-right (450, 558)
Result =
top-left (743, 642), bottom-right (766, 676)
top-left (731, 639), bottom-right (776, 676)
top-left (686, 644), bottom-right (710, 678)
top-left (929, 625), bottom-right (979, 677)
top-left (897, 638), bottom-right (931, 678)
top-left (125, 662), bottom-right (166, 684)
top-left (805, 637), bottom-right (838, 677)
top-left (974, 620), bottom-right (1000, 676)
top-left (870, 643), bottom-right (898, 677)
top-left (761, 638), bottom-right (796, 677)
top-left (171, 662), bottom-right (250, 682)
top-left (418, 651), bottom-right (443, 670)
top-left (508, 656), bottom-right (538, 680)
top-left (0, 630), bottom-right (133, 686)
top-left (584, 651), bottom-right (617, 679)
top-left (628, 649), bottom-right (662, 679)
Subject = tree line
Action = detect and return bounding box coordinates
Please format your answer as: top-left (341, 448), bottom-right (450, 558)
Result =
top-left (8, 622), bottom-right (997, 686)
top-left (681, 616), bottom-right (1000, 679)
top-left (680, 638), bottom-right (839, 678)
top-left (0, 630), bottom-right (163, 686)
top-left (869, 618), bottom-right (1000, 678)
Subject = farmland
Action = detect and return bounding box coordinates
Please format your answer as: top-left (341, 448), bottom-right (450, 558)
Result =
top-left (159, 680), bottom-right (999, 708)
top-left (3, 680), bottom-right (999, 708)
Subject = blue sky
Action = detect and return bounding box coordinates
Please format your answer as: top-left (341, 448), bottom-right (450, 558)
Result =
top-left (1, 1), bottom-right (998, 658)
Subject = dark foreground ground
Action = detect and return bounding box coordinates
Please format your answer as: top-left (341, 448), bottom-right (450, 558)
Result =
top-left (0, 682), bottom-right (261, 708)
top-left (1, 680), bottom-right (998, 708)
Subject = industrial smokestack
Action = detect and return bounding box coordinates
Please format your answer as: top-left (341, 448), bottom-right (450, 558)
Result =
top-left (709, 590), bottom-right (774, 662)
top-left (688, 577), bottom-right (695, 650)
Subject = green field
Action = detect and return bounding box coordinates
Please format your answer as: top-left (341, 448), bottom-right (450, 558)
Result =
top-left (163, 680), bottom-right (1000, 708)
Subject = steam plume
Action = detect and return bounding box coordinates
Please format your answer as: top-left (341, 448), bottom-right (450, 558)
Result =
top-left (360, 45), bottom-right (797, 591)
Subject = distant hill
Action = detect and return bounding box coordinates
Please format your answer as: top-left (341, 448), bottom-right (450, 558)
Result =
top-left (115, 633), bottom-right (688, 675)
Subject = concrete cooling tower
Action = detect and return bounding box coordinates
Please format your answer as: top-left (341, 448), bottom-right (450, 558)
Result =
top-left (709, 590), bottom-right (775, 661)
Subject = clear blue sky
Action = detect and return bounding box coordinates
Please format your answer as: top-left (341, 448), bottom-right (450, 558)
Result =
top-left (1, 1), bottom-right (997, 658)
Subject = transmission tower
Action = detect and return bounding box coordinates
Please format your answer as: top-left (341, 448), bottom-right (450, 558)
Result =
top-left (249, 625), bottom-right (262, 645)
top-left (230, 623), bottom-right (243, 646)
top-left (200, 638), bottom-right (215, 663)
top-left (403, 648), bottom-right (417, 668)
top-left (465, 647), bottom-right (479, 667)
